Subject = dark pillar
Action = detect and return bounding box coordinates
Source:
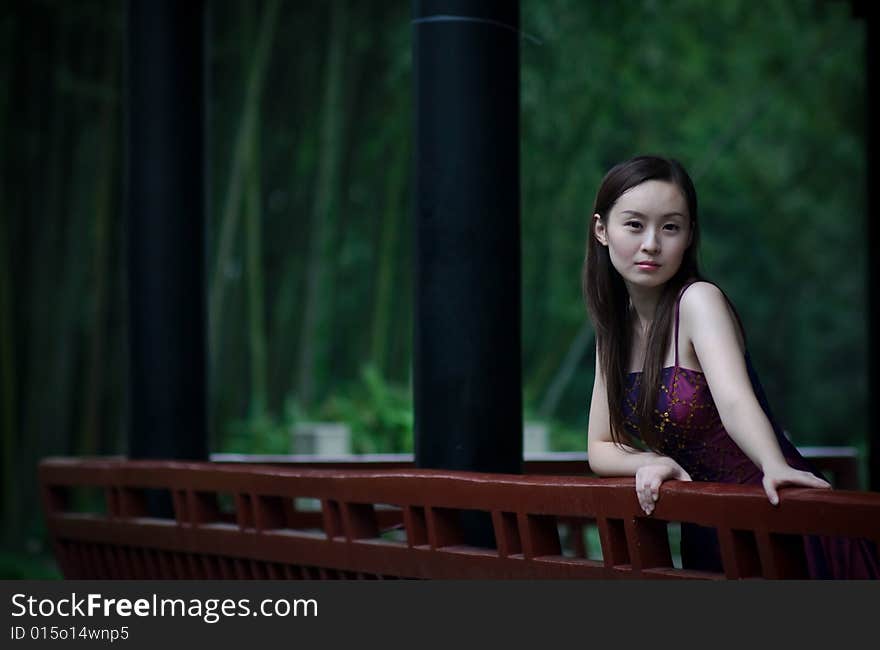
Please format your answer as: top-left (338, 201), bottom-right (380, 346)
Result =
top-left (854, 0), bottom-right (879, 491)
top-left (412, 0), bottom-right (523, 543)
top-left (125, 0), bottom-right (207, 462)
top-left (865, 3), bottom-right (879, 492)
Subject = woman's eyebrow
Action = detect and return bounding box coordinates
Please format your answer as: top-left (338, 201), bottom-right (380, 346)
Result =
top-left (620, 209), bottom-right (686, 219)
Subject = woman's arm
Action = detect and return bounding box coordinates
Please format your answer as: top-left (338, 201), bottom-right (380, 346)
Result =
top-left (587, 346), bottom-right (691, 513)
top-left (681, 283), bottom-right (830, 503)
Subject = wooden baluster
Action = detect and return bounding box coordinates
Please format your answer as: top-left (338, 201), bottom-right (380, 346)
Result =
top-left (143, 549), bottom-right (160, 579)
top-left (114, 547), bottom-right (127, 580)
top-left (172, 552), bottom-right (189, 578)
top-left (187, 554), bottom-right (203, 578)
top-left (105, 487), bottom-right (120, 518)
top-left (755, 531), bottom-right (809, 579)
top-left (234, 558), bottom-right (250, 579)
top-left (250, 560), bottom-right (265, 579)
top-left (119, 488), bottom-right (147, 518)
top-left (569, 518), bottom-right (588, 558)
top-left (265, 562), bottom-right (280, 579)
top-left (254, 495), bottom-right (286, 532)
top-left (322, 500), bottom-right (343, 540)
top-left (718, 528), bottom-right (761, 579)
top-left (93, 544), bottom-right (110, 579)
top-left (235, 494), bottom-right (255, 530)
top-left (282, 564), bottom-right (296, 579)
top-left (341, 502), bottom-right (378, 540)
top-left (138, 548), bottom-right (153, 580)
top-left (217, 557), bottom-right (234, 579)
top-left (101, 545), bottom-right (119, 579)
top-left (157, 551), bottom-right (173, 578)
top-left (172, 490), bottom-right (189, 525)
top-left (624, 517), bottom-right (673, 574)
top-left (282, 499), bottom-right (298, 528)
top-left (188, 491), bottom-right (220, 525)
top-left (197, 555), bottom-right (214, 579)
top-left (492, 511), bottom-right (522, 558)
top-left (68, 543), bottom-right (86, 579)
top-left (79, 544), bottom-right (97, 579)
top-left (404, 506), bottom-right (428, 547)
top-left (131, 548), bottom-right (144, 580)
top-left (597, 517), bottom-right (630, 571)
top-left (426, 507), bottom-right (465, 549)
top-left (517, 514), bottom-right (561, 559)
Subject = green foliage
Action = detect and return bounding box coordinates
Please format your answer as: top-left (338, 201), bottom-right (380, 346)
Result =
top-left (218, 364), bottom-right (414, 456)
top-left (222, 413), bottom-right (291, 456)
top-left (0, 510), bottom-right (62, 578)
top-left (315, 365), bottom-right (414, 454)
top-left (0, 552), bottom-right (62, 580)
top-left (549, 421), bottom-right (588, 453)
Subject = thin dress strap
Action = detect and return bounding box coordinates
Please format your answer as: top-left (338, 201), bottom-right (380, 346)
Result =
top-left (674, 281), bottom-right (698, 369)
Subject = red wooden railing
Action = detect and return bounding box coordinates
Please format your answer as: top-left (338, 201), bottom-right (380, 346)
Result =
top-left (210, 447), bottom-right (863, 488)
top-left (39, 457), bottom-right (879, 580)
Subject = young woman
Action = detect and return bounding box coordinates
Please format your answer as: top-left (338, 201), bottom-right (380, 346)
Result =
top-left (583, 155), bottom-right (878, 578)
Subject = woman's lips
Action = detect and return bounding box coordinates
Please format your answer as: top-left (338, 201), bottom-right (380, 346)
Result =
top-left (635, 262), bottom-right (661, 270)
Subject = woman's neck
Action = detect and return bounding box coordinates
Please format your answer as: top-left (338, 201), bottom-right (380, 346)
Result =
top-left (625, 282), bottom-right (664, 333)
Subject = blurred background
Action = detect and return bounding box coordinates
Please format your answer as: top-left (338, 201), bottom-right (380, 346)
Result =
top-left (0, 0), bottom-right (867, 577)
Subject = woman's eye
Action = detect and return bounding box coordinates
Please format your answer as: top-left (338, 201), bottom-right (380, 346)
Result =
top-left (624, 221), bottom-right (642, 229)
top-left (663, 223), bottom-right (681, 232)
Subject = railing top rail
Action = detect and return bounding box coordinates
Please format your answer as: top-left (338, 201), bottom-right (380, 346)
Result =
top-left (39, 457), bottom-right (880, 540)
top-left (208, 447), bottom-right (857, 464)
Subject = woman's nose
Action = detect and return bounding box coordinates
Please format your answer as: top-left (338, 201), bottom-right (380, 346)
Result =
top-left (640, 230), bottom-right (660, 253)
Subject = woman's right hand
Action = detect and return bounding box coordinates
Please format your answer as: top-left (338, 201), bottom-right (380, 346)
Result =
top-left (635, 459), bottom-right (692, 515)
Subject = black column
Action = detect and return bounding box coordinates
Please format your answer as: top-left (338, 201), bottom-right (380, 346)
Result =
top-left (865, 4), bottom-right (879, 492)
top-left (125, 0), bottom-right (207, 462)
top-left (412, 0), bottom-right (523, 495)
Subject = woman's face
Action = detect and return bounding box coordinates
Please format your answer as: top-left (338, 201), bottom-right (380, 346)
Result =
top-left (593, 180), bottom-right (692, 291)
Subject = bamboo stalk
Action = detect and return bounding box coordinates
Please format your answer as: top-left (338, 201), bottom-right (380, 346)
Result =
top-left (369, 133), bottom-right (407, 375)
top-left (80, 17), bottom-right (119, 455)
top-left (209, 0), bottom-right (280, 371)
top-left (296, 0), bottom-right (348, 408)
top-left (243, 1), bottom-right (267, 419)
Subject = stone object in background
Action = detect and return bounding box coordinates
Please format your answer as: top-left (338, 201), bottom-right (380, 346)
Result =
top-left (524, 422), bottom-right (549, 454)
top-left (291, 422), bottom-right (352, 456)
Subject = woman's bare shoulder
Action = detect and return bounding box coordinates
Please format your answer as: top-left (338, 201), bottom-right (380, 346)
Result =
top-left (679, 281), bottom-right (728, 316)
top-left (679, 281), bottom-right (744, 348)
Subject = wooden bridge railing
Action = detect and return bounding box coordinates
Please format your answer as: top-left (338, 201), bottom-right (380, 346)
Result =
top-left (39, 457), bottom-right (879, 580)
top-left (210, 447), bottom-right (863, 489)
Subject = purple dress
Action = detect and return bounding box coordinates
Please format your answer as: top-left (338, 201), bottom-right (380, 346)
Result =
top-left (622, 282), bottom-right (879, 578)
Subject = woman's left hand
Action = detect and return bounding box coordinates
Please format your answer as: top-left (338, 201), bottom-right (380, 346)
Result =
top-left (635, 459), bottom-right (692, 515)
top-left (761, 463), bottom-right (832, 506)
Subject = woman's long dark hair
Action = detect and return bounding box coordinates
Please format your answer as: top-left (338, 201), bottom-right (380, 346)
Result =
top-left (583, 156), bottom-right (703, 450)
